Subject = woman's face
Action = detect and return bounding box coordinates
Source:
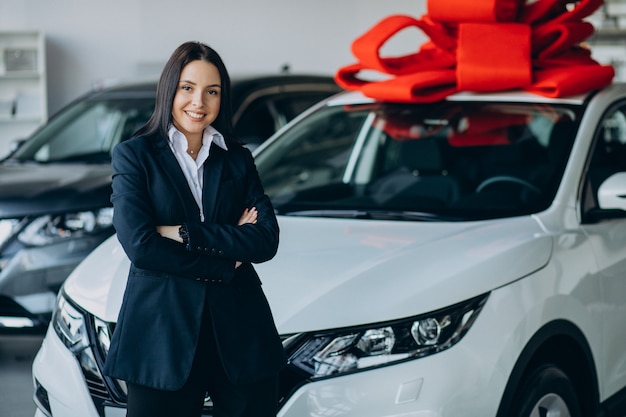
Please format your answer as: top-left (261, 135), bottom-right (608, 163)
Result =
top-left (172, 60), bottom-right (221, 142)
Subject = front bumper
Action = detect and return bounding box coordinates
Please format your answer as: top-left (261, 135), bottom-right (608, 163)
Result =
top-left (32, 318), bottom-right (504, 417)
top-left (0, 234), bottom-right (109, 334)
top-left (32, 326), bottom-right (101, 417)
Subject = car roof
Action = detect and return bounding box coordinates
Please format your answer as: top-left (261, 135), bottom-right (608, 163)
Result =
top-left (324, 84), bottom-right (626, 107)
top-left (85, 73), bottom-right (340, 99)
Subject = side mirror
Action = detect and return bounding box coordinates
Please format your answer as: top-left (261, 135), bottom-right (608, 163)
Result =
top-left (0, 138), bottom-right (27, 160)
top-left (598, 172), bottom-right (626, 211)
top-left (9, 138), bottom-right (26, 153)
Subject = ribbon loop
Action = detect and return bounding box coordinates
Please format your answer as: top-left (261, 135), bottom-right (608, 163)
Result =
top-left (350, 14), bottom-right (455, 75)
top-left (335, 0), bottom-right (614, 102)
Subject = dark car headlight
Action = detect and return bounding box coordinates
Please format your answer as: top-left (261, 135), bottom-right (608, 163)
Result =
top-left (52, 293), bottom-right (90, 352)
top-left (18, 207), bottom-right (113, 246)
top-left (286, 293), bottom-right (488, 379)
top-left (52, 294), bottom-right (103, 383)
top-left (0, 219), bottom-right (22, 247)
top-left (52, 292), bottom-right (128, 398)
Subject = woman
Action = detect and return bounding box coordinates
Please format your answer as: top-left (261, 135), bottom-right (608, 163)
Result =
top-left (103, 41), bottom-right (285, 417)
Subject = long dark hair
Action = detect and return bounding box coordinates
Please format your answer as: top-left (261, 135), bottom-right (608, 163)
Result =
top-left (135, 41), bottom-right (235, 143)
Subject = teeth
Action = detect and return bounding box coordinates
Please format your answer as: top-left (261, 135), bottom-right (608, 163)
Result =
top-left (186, 111), bottom-right (204, 119)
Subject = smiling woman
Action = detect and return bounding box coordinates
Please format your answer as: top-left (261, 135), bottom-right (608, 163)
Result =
top-left (103, 41), bottom-right (286, 417)
top-left (171, 60), bottom-right (222, 157)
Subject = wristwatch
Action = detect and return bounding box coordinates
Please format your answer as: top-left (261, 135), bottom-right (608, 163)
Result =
top-left (178, 224), bottom-right (189, 245)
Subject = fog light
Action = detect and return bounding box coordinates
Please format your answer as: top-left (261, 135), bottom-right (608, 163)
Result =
top-left (34, 379), bottom-right (52, 417)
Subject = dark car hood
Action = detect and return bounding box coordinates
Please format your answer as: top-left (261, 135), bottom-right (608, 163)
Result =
top-left (0, 161), bottom-right (113, 218)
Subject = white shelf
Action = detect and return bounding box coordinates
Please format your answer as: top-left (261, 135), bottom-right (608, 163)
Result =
top-left (0, 31), bottom-right (47, 157)
top-left (0, 72), bottom-right (42, 79)
top-left (0, 116), bottom-right (43, 123)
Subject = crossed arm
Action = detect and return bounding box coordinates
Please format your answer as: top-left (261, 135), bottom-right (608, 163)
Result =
top-left (156, 207), bottom-right (258, 268)
top-left (112, 141), bottom-right (277, 282)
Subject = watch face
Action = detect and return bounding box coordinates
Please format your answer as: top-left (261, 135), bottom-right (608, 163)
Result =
top-left (178, 225), bottom-right (189, 243)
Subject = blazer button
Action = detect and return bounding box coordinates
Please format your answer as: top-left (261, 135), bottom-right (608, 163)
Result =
top-left (196, 278), bottom-right (201, 281)
top-left (218, 250), bottom-right (224, 256)
top-left (196, 246), bottom-right (202, 251)
top-left (204, 278), bottom-right (209, 282)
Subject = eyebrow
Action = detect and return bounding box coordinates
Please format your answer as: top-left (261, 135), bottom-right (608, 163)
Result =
top-left (179, 79), bottom-right (221, 88)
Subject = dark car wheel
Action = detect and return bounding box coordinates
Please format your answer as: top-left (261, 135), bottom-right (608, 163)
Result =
top-left (510, 364), bottom-right (582, 417)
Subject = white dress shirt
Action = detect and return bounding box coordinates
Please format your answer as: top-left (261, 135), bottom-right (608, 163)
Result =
top-left (167, 124), bottom-right (228, 222)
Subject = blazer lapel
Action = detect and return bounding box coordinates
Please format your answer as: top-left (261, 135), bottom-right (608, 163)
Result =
top-left (202, 145), bottom-right (225, 222)
top-left (152, 136), bottom-right (201, 221)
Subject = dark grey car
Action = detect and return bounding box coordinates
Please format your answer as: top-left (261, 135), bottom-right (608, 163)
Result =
top-left (0, 74), bottom-right (341, 333)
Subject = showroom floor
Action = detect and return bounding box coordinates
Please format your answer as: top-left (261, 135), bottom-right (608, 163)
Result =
top-left (0, 335), bottom-right (43, 417)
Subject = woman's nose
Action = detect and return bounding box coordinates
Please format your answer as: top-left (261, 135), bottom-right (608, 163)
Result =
top-left (191, 91), bottom-right (204, 107)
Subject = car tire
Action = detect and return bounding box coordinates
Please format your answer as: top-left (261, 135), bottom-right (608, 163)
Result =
top-left (510, 364), bottom-right (582, 417)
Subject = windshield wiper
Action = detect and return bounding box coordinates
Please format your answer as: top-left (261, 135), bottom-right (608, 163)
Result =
top-left (43, 151), bottom-right (111, 164)
top-left (280, 209), bottom-right (462, 221)
top-left (281, 209), bottom-right (372, 219)
top-left (364, 210), bottom-right (463, 221)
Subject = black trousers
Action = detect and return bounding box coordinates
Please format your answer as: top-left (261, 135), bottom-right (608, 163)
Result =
top-left (125, 294), bottom-right (279, 417)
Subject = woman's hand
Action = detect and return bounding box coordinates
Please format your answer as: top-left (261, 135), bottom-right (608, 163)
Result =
top-left (236, 207), bottom-right (257, 268)
top-left (238, 207), bottom-right (257, 225)
top-left (156, 225), bottom-right (182, 243)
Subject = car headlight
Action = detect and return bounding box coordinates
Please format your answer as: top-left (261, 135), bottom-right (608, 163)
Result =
top-left (18, 207), bottom-right (113, 246)
top-left (94, 316), bottom-right (111, 356)
top-left (52, 293), bottom-right (115, 392)
top-left (52, 293), bottom-right (89, 352)
top-left (0, 218), bottom-right (23, 247)
top-left (92, 315), bottom-right (128, 396)
top-left (286, 293), bottom-right (488, 379)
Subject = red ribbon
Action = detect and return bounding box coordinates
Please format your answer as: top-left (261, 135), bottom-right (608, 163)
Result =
top-left (335, 0), bottom-right (615, 102)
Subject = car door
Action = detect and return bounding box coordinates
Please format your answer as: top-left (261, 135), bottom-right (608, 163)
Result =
top-left (579, 101), bottom-right (626, 399)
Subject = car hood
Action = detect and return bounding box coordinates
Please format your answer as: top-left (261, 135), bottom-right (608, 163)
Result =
top-left (65, 215), bottom-right (552, 333)
top-left (0, 162), bottom-right (113, 217)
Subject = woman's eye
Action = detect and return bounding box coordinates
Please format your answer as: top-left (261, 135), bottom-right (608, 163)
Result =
top-left (207, 89), bottom-right (219, 96)
top-left (181, 85), bottom-right (192, 91)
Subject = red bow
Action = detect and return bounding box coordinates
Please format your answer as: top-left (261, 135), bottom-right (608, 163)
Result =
top-left (335, 0), bottom-right (615, 102)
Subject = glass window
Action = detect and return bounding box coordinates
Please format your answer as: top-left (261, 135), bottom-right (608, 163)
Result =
top-left (255, 100), bottom-right (583, 221)
top-left (234, 93), bottom-right (333, 148)
top-left (234, 99), bottom-right (277, 147)
top-left (13, 98), bottom-right (153, 163)
top-left (581, 103), bottom-right (626, 219)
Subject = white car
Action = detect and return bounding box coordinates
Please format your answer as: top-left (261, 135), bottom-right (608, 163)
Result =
top-left (32, 84), bottom-right (626, 417)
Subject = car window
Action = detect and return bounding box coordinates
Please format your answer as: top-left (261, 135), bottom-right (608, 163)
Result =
top-left (255, 100), bottom-right (583, 220)
top-left (234, 93), bottom-right (333, 148)
top-left (256, 105), bottom-right (368, 202)
top-left (12, 98), bottom-right (154, 163)
top-left (234, 99), bottom-right (277, 147)
top-left (581, 102), bottom-right (626, 219)
top-left (272, 93), bottom-right (335, 122)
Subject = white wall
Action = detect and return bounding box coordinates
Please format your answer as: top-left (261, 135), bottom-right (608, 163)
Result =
top-left (0, 0), bottom-right (427, 115)
top-left (1, 0), bottom-right (621, 117)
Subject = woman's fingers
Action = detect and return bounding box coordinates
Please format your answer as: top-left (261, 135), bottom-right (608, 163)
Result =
top-left (238, 207), bottom-right (257, 225)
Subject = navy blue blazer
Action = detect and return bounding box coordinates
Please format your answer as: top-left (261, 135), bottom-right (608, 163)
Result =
top-left (103, 133), bottom-right (285, 390)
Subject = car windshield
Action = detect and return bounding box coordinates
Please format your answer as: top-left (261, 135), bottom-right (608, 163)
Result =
top-left (255, 98), bottom-right (583, 221)
top-left (10, 97), bottom-right (154, 163)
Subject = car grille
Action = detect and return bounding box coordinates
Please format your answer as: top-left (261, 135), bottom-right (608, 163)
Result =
top-left (82, 314), bottom-right (217, 416)
top-left (81, 313), bottom-right (309, 416)
top-left (84, 370), bottom-right (109, 400)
